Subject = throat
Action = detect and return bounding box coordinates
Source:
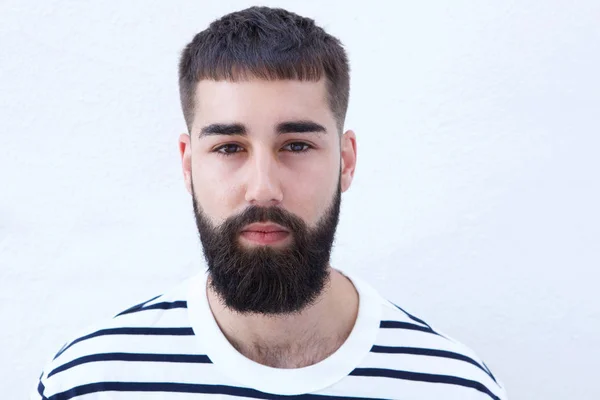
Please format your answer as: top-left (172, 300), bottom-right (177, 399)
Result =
top-left (231, 334), bottom-right (346, 368)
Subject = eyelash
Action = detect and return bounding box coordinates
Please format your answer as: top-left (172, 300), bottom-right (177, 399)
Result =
top-left (213, 142), bottom-right (313, 157)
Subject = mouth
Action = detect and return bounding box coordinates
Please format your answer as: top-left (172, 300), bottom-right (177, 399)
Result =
top-left (239, 222), bottom-right (291, 246)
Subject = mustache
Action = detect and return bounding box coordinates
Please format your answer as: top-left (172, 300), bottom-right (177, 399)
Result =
top-left (220, 205), bottom-right (307, 236)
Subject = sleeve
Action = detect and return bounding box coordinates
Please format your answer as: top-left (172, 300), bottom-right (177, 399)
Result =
top-left (30, 341), bottom-right (70, 400)
top-left (495, 379), bottom-right (509, 399)
top-left (30, 372), bottom-right (49, 400)
top-left (484, 360), bottom-right (508, 400)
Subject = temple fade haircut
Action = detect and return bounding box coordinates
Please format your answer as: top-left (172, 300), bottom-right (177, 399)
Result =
top-left (178, 6), bottom-right (350, 133)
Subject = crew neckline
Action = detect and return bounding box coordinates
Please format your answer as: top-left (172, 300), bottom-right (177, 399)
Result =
top-left (186, 268), bottom-right (383, 395)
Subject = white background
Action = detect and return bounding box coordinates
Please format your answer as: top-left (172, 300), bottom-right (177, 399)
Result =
top-left (2, 1), bottom-right (599, 398)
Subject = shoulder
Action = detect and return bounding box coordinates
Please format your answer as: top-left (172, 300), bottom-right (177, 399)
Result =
top-left (369, 298), bottom-right (508, 399)
top-left (34, 279), bottom-right (195, 399)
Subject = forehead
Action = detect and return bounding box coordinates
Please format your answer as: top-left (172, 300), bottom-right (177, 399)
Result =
top-left (192, 78), bottom-right (334, 131)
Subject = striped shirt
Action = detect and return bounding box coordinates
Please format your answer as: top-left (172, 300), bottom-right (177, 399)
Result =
top-left (32, 269), bottom-right (508, 399)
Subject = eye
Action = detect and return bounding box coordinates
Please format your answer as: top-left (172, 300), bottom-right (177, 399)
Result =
top-left (282, 142), bottom-right (312, 153)
top-left (214, 143), bottom-right (244, 156)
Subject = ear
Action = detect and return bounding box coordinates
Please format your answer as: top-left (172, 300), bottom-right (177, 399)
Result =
top-left (178, 133), bottom-right (193, 195)
top-left (340, 130), bottom-right (357, 193)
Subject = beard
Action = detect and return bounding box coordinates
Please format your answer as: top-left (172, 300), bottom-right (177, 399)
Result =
top-left (191, 179), bottom-right (342, 315)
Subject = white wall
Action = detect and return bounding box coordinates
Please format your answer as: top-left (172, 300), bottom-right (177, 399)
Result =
top-left (1, 1), bottom-right (599, 398)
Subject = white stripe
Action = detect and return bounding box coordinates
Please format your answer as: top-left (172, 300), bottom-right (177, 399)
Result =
top-left (109, 308), bottom-right (190, 328)
top-left (360, 351), bottom-right (502, 397)
top-left (375, 328), bottom-right (489, 369)
top-left (51, 335), bottom-right (202, 369)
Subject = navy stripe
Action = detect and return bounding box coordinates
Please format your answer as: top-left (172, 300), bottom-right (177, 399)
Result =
top-left (48, 352), bottom-right (211, 378)
top-left (114, 295), bottom-right (162, 317)
top-left (351, 368), bottom-right (501, 400)
top-left (388, 302), bottom-right (497, 384)
top-left (389, 302), bottom-right (434, 330)
top-left (54, 327), bottom-right (194, 359)
top-left (52, 342), bottom-right (69, 361)
top-left (47, 381), bottom-right (388, 400)
top-left (379, 320), bottom-right (436, 334)
top-left (116, 300), bottom-right (187, 316)
top-left (38, 379), bottom-right (49, 400)
top-left (482, 361), bottom-right (498, 384)
top-left (371, 345), bottom-right (495, 380)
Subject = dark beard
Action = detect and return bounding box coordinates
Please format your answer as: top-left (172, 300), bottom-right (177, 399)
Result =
top-left (191, 181), bottom-right (341, 315)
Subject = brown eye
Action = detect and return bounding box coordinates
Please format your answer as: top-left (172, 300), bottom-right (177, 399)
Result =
top-left (283, 142), bottom-right (311, 153)
top-left (215, 144), bottom-right (243, 156)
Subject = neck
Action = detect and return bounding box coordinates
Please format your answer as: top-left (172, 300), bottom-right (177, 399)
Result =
top-left (206, 267), bottom-right (359, 368)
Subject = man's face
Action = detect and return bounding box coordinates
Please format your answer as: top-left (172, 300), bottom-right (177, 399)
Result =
top-left (179, 78), bottom-right (357, 314)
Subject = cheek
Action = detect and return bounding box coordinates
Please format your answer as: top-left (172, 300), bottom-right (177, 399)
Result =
top-left (191, 159), bottom-right (243, 220)
top-left (281, 153), bottom-right (339, 222)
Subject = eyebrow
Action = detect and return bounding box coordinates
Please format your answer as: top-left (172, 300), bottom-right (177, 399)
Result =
top-left (199, 120), bottom-right (327, 138)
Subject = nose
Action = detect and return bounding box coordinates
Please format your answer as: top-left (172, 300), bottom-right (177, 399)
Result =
top-left (244, 149), bottom-right (283, 207)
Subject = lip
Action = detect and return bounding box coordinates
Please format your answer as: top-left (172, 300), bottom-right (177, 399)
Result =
top-left (240, 222), bottom-right (289, 233)
top-left (239, 222), bottom-right (290, 245)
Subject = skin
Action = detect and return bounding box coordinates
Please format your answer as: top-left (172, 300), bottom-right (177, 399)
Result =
top-left (178, 77), bottom-right (359, 368)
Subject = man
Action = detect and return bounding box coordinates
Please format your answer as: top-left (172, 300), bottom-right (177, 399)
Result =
top-left (33, 6), bottom-right (507, 400)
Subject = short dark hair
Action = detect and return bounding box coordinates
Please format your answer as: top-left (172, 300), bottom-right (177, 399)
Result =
top-left (178, 6), bottom-right (350, 133)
